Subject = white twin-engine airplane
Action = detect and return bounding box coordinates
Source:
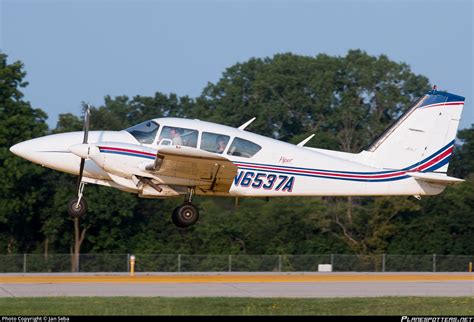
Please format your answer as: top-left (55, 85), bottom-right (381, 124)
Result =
top-left (10, 88), bottom-right (466, 228)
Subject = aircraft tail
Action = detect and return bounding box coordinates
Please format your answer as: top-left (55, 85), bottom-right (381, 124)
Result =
top-left (362, 89), bottom-right (465, 173)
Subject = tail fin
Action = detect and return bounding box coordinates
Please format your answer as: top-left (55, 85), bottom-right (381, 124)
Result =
top-left (363, 89), bottom-right (465, 172)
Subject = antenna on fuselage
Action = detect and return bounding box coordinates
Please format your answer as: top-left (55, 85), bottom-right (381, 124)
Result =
top-left (238, 117), bottom-right (256, 130)
top-left (297, 134), bottom-right (315, 147)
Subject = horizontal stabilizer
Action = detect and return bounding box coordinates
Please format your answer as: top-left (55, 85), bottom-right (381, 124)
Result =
top-left (408, 172), bottom-right (464, 185)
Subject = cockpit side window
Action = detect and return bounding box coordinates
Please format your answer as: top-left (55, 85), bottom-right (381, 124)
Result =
top-left (124, 121), bottom-right (160, 144)
top-left (200, 132), bottom-right (230, 154)
top-left (159, 126), bottom-right (199, 148)
top-left (227, 137), bottom-right (262, 158)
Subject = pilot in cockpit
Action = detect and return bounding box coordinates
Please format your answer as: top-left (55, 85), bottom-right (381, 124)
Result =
top-left (169, 128), bottom-right (183, 146)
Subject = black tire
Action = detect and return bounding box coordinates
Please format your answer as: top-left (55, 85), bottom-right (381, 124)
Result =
top-left (68, 197), bottom-right (88, 218)
top-left (171, 206), bottom-right (183, 227)
top-left (172, 203), bottom-right (199, 228)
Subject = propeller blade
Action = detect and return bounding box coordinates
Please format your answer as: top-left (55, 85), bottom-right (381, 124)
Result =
top-left (76, 158), bottom-right (85, 193)
top-left (76, 105), bottom-right (91, 193)
top-left (82, 105), bottom-right (90, 144)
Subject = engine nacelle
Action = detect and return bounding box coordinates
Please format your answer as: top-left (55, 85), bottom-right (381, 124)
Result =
top-left (70, 141), bottom-right (179, 198)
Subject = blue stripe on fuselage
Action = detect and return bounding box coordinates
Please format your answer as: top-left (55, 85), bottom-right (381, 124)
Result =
top-left (99, 150), bottom-right (156, 160)
top-left (236, 166), bottom-right (410, 182)
top-left (97, 141), bottom-right (452, 182)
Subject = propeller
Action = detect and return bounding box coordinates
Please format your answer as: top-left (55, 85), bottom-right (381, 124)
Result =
top-left (75, 105), bottom-right (91, 194)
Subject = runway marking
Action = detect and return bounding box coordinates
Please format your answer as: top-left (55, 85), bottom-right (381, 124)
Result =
top-left (0, 274), bottom-right (472, 284)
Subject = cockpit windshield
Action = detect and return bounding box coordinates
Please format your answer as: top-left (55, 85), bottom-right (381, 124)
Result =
top-left (124, 120), bottom-right (159, 144)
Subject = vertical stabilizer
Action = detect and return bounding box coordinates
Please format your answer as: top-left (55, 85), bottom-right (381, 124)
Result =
top-left (364, 89), bottom-right (465, 172)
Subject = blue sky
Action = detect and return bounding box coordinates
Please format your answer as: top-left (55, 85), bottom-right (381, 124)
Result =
top-left (1, 0), bottom-right (473, 130)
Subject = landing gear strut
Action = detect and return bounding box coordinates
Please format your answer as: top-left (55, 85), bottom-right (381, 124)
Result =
top-left (171, 188), bottom-right (199, 228)
top-left (68, 182), bottom-right (88, 218)
top-left (68, 106), bottom-right (90, 219)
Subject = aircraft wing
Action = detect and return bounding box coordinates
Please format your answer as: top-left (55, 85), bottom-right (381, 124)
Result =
top-left (146, 146), bottom-right (238, 192)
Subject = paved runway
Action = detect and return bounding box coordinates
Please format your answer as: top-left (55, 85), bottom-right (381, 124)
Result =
top-left (1, 273), bottom-right (472, 298)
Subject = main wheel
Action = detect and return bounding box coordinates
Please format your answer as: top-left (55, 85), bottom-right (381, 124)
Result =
top-left (68, 197), bottom-right (88, 218)
top-left (171, 206), bottom-right (182, 227)
top-left (172, 203), bottom-right (199, 228)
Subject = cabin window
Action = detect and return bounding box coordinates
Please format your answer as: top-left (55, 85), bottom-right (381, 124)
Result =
top-left (227, 137), bottom-right (262, 158)
top-left (159, 126), bottom-right (198, 148)
top-left (124, 121), bottom-right (160, 144)
top-left (200, 132), bottom-right (230, 154)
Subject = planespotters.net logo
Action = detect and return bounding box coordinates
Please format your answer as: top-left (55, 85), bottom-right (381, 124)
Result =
top-left (402, 317), bottom-right (474, 322)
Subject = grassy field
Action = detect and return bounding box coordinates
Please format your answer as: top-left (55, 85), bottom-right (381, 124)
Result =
top-left (0, 297), bottom-right (473, 315)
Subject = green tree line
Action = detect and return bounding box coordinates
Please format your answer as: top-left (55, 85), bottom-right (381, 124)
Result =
top-left (1, 50), bottom-right (473, 258)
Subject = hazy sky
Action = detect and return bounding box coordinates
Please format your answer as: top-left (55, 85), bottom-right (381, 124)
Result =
top-left (1, 0), bottom-right (473, 130)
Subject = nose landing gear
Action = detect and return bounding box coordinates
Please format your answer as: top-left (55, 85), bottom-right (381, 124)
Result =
top-left (68, 106), bottom-right (90, 219)
top-left (68, 181), bottom-right (87, 218)
top-left (171, 188), bottom-right (199, 228)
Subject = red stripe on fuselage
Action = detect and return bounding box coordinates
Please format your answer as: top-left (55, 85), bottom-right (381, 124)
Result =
top-left (421, 101), bottom-right (464, 109)
top-left (233, 163), bottom-right (406, 179)
top-left (97, 142), bottom-right (452, 178)
top-left (412, 147), bottom-right (453, 172)
top-left (234, 145), bottom-right (453, 179)
top-left (98, 146), bottom-right (156, 157)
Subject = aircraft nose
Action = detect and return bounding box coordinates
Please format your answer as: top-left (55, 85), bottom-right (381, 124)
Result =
top-left (10, 140), bottom-right (35, 160)
top-left (9, 133), bottom-right (84, 172)
top-left (9, 134), bottom-right (74, 165)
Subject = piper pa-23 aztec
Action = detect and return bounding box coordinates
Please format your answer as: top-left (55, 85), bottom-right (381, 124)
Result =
top-left (10, 88), bottom-right (466, 228)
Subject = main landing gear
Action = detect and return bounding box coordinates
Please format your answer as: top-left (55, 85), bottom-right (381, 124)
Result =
top-left (68, 182), bottom-right (88, 218)
top-left (171, 188), bottom-right (199, 228)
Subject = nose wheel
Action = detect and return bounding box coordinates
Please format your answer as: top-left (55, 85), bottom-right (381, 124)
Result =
top-left (68, 197), bottom-right (88, 218)
top-left (171, 188), bottom-right (199, 228)
top-left (68, 181), bottom-right (87, 218)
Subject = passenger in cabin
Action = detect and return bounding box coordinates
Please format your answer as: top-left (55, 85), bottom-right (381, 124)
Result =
top-left (216, 136), bottom-right (227, 153)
